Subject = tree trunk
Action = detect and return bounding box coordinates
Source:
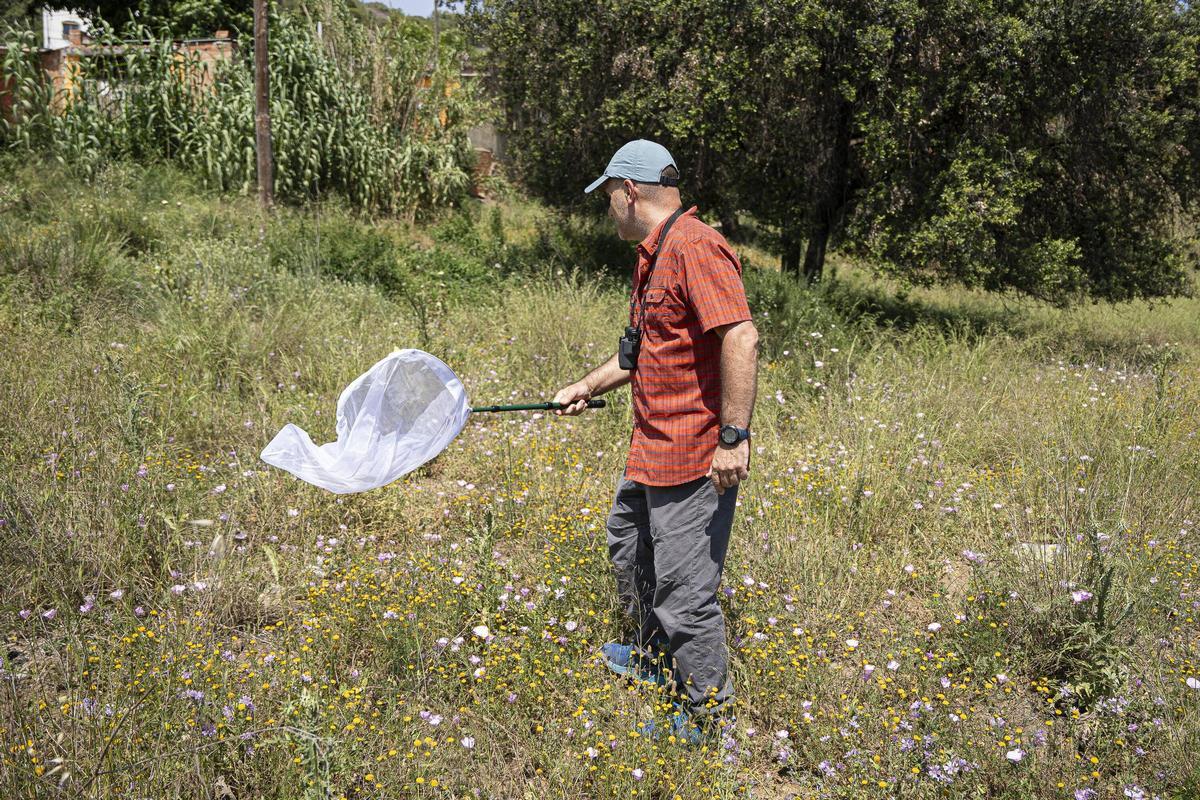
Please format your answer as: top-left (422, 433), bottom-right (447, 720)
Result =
top-left (719, 213), bottom-right (741, 242)
top-left (799, 96), bottom-right (852, 283)
top-left (781, 228), bottom-right (803, 275)
top-left (802, 222), bottom-right (829, 282)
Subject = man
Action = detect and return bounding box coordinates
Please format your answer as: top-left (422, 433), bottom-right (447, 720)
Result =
top-left (552, 139), bottom-right (758, 736)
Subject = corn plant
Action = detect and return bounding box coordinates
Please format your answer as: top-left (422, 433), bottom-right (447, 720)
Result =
top-left (0, 6), bottom-right (482, 216)
top-left (0, 28), bottom-right (56, 153)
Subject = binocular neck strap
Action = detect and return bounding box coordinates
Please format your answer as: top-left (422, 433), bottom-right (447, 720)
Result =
top-left (630, 206), bottom-right (687, 328)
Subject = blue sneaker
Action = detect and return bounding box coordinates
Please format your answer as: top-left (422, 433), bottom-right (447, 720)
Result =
top-left (634, 706), bottom-right (705, 746)
top-left (599, 642), bottom-right (668, 687)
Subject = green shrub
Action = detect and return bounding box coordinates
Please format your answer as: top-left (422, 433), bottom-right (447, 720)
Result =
top-left (431, 207), bottom-right (486, 254)
top-left (529, 209), bottom-right (634, 277)
top-left (0, 216), bottom-right (140, 329)
top-left (743, 268), bottom-right (849, 360)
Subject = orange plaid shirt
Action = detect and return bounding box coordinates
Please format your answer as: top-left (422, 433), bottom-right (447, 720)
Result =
top-left (625, 207), bottom-right (752, 486)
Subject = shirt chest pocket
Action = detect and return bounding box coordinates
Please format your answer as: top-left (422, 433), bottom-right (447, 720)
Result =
top-left (643, 286), bottom-right (687, 339)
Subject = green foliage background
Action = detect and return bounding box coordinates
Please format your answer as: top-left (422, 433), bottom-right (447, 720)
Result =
top-left (466, 0), bottom-right (1200, 304)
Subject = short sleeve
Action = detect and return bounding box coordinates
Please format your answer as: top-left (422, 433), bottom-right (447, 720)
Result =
top-left (679, 233), bottom-right (752, 334)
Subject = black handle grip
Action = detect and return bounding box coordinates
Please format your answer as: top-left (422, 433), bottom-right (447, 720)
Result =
top-left (544, 399), bottom-right (607, 410)
top-left (471, 399), bottom-right (608, 413)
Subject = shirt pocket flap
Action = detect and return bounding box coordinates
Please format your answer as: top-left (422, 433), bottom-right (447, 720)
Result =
top-left (645, 286), bottom-right (671, 305)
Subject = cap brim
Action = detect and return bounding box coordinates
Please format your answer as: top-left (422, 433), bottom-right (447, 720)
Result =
top-left (583, 174), bottom-right (609, 194)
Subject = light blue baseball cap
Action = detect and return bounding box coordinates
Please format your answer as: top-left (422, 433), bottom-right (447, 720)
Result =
top-left (584, 139), bottom-right (678, 194)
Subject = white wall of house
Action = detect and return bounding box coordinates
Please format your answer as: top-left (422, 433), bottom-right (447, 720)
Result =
top-left (468, 123), bottom-right (507, 162)
top-left (42, 8), bottom-right (89, 50)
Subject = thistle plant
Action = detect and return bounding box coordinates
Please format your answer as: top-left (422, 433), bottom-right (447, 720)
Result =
top-left (990, 527), bottom-right (1138, 712)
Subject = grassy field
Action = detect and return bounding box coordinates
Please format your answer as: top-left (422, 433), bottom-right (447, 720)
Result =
top-left (1, 161), bottom-right (1198, 800)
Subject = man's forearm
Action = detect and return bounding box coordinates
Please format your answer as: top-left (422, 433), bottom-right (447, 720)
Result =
top-left (581, 353), bottom-right (631, 396)
top-left (720, 327), bottom-right (759, 427)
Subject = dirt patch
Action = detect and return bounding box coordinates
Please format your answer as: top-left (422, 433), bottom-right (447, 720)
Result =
top-left (939, 557), bottom-right (975, 603)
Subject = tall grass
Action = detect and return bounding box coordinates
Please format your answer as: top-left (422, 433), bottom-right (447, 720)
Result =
top-left (1, 162), bottom-right (1198, 798)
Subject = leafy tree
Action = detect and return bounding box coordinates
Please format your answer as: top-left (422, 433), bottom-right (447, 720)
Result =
top-left (0, 0), bottom-right (34, 22)
top-left (68, 1), bottom-right (254, 39)
top-left (737, 1), bottom-right (910, 280)
top-left (463, 1), bottom-right (749, 227)
top-left (848, 0), bottom-right (1199, 303)
top-left (1172, 4), bottom-right (1200, 212)
top-left (468, 0), bottom-right (1199, 303)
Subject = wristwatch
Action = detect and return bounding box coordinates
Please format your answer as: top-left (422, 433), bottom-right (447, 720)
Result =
top-left (718, 424), bottom-right (751, 446)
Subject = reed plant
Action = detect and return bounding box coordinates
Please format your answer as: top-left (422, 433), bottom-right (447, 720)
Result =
top-left (0, 3), bottom-right (481, 216)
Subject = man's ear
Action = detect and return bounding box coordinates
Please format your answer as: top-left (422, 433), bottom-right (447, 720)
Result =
top-left (623, 179), bottom-right (637, 203)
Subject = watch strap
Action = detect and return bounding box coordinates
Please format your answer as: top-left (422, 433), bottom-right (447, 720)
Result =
top-left (720, 424), bottom-right (750, 444)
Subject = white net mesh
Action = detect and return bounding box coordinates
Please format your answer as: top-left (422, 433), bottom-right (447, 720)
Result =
top-left (260, 349), bottom-right (470, 494)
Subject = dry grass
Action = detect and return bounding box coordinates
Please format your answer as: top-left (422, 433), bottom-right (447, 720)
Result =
top-left (1, 162), bottom-right (1198, 799)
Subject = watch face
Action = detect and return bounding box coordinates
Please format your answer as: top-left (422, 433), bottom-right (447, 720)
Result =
top-left (720, 427), bottom-right (737, 445)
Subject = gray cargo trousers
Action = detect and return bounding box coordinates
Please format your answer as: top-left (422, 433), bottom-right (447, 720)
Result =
top-left (605, 473), bottom-right (738, 716)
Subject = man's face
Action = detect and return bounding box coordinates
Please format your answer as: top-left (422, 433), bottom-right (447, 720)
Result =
top-left (603, 179), bottom-right (637, 241)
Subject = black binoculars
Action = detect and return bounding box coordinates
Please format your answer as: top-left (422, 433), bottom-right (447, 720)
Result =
top-left (618, 326), bottom-right (641, 370)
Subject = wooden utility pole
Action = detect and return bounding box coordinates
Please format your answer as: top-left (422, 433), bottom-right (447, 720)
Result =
top-left (432, 0), bottom-right (439, 69)
top-left (254, 0), bottom-right (274, 208)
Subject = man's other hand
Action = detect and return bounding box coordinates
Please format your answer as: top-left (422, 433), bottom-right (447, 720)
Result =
top-left (552, 382), bottom-right (592, 416)
top-left (708, 440), bottom-right (750, 495)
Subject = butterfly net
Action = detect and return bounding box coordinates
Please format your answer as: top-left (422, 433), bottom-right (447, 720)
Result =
top-left (260, 349), bottom-right (471, 494)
